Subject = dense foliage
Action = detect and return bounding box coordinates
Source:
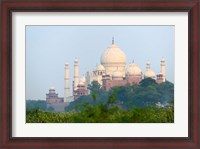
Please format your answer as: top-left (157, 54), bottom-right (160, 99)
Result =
top-left (26, 99), bottom-right (55, 112)
top-left (26, 78), bottom-right (174, 123)
top-left (26, 100), bottom-right (47, 111)
top-left (26, 105), bottom-right (173, 123)
top-left (66, 78), bottom-right (174, 111)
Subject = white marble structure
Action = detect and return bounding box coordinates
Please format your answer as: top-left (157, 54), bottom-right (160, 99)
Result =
top-left (64, 61), bottom-right (70, 102)
top-left (63, 37), bottom-right (166, 101)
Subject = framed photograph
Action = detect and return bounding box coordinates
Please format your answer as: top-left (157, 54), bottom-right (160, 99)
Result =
top-left (0, 0), bottom-right (199, 148)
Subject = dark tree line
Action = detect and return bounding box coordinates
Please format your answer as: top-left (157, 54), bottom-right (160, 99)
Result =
top-left (26, 100), bottom-right (55, 112)
top-left (65, 78), bottom-right (174, 111)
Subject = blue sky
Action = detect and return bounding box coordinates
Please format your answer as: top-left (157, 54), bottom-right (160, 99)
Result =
top-left (26, 25), bottom-right (174, 100)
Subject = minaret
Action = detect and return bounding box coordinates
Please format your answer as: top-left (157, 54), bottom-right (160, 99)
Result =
top-left (64, 61), bottom-right (70, 102)
top-left (160, 57), bottom-right (166, 82)
top-left (74, 58), bottom-right (79, 92)
top-left (146, 60), bottom-right (151, 71)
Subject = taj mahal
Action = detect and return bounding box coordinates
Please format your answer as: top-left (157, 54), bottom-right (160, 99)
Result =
top-left (46, 37), bottom-right (166, 104)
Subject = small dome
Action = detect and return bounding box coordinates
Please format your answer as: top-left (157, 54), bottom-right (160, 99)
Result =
top-left (50, 86), bottom-right (55, 90)
top-left (80, 76), bottom-right (86, 83)
top-left (161, 57), bottom-right (165, 62)
top-left (157, 72), bottom-right (163, 75)
top-left (78, 77), bottom-right (85, 86)
top-left (95, 64), bottom-right (105, 71)
top-left (65, 61), bottom-right (69, 65)
top-left (147, 60), bottom-right (150, 65)
top-left (74, 57), bottom-right (78, 62)
top-left (101, 44), bottom-right (126, 65)
top-left (126, 63), bottom-right (142, 76)
top-left (78, 80), bottom-right (84, 86)
top-left (144, 70), bottom-right (156, 79)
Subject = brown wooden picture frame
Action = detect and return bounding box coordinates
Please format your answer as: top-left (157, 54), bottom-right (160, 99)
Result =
top-left (0, 0), bottom-right (199, 148)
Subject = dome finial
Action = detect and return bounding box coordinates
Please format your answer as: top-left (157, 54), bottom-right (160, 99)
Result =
top-left (112, 36), bottom-right (114, 44)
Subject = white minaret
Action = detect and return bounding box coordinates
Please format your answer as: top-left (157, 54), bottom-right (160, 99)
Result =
top-left (160, 57), bottom-right (166, 82)
top-left (74, 58), bottom-right (79, 92)
top-left (64, 61), bottom-right (70, 102)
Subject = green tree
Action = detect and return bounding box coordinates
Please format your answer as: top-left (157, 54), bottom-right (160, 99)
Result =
top-left (92, 93), bottom-right (97, 105)
top-left (26, 100), bottom-right (47, 111)
top-left (87, 80), bottom-right (103, 94)
top-left (107, 88), bottom-right (118, 105)
top-left (139, 78), bottom-right (157, 87)
top-left (108, 94), bottom-right (116, 104)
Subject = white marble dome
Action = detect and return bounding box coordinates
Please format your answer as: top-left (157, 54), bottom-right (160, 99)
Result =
top-left (78, 76), bottom-right (86, 86)
top-left (80, 76), bottom-right (86, 83)
top-left (95, 64), bottom-right (105, 71)
top-left (126, 63), bottom-right (142, 76)
top-left (101, 44), bottom-right (126, 64)
top-left (144, 70), bottom-right (156, 79)
top-left (100, 43), bottom-right (126, 75)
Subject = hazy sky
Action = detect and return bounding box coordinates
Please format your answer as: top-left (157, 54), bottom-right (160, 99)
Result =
top-left (26, 25), bottom-right (174, 100)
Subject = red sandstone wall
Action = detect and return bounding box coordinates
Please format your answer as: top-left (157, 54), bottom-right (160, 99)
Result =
top-left (46, 98), bottom-right (64, 104)
top-left (103, 76), bottom-right (142, 91)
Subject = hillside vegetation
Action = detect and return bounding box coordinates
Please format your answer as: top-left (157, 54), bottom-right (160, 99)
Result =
top-left (26, 78), bottom-right (174, 123)
top-left (66, 78), bottom-right (174, 110)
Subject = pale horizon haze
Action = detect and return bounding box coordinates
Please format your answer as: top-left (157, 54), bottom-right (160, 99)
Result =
top-left (26, 25), bottom-right (175, 100)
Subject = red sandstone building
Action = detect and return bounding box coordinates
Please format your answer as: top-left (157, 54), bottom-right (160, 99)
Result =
top-left (46, 87), bottom-right (64, 104)
top-left (73, 83), bottom-right (88, 99)
top-left (102, 72), bottom-right (142, 91)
